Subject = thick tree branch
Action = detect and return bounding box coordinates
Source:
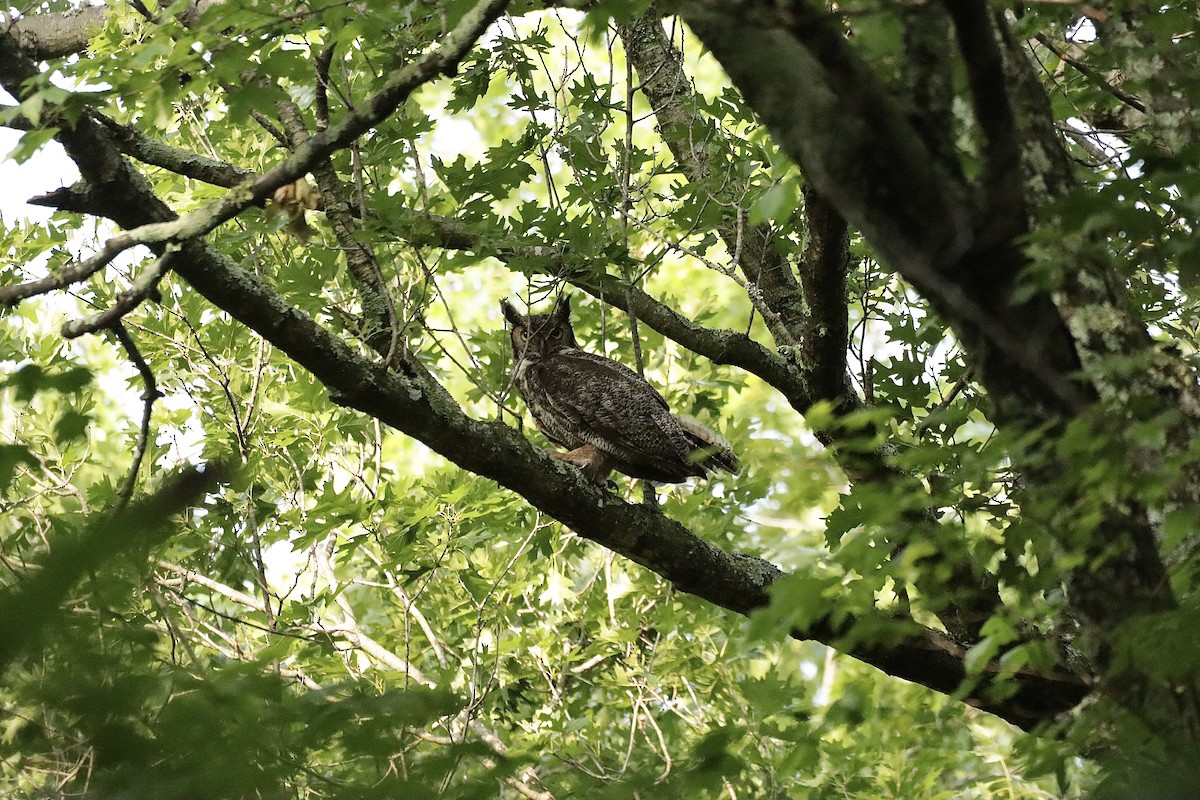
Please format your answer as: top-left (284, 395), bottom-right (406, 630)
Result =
top-left (94, 113), bottom-right (256, 187)
top-left (677, 2), bottom-right (973, 279)
top-left (274, 99), bottom-right (401, 356)
top-left (797, 186), bottom-right (851, 406)
top-left (0, 236), bottom-right (118, 305)
top-left (900, 5), bottom-right (961, 181)
top-left (675, 0), bottom-right (1092, 424)
top-left (942, 1), bottom-right (1026, 239)
top-left (996, 15), bottom-right (1200, 510)
top-left (2, 6), bottom-right (107, 60)
top-left (3, 1), bottom-right (227, 61)
top-left (616, 9), bottom-right (808, 351)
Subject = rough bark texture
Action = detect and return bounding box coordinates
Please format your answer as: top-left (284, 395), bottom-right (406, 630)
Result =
top-left (676, 3), bottom-right (1090, 425)
top-left (4, 6), bottom-right (107, 60)
top-left (672, 0), bottom-right (1197, 737)
top-left (617, 9), bottom-right (1003, 643)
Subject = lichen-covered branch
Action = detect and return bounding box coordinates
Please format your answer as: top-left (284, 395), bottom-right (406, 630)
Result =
top-left (0, 237), bottom-right (119, 305)
top-left (676, 1), bottom-right (1093, 423)
top-left (2, 5), bottom-right (107, 60)
top-left (8, 0), bottom-right (512, 283)
top-left (797, 186), bottom-right (852, 407)
top-left (274, 99), bottom-right (401, 357)
top-left (61, 247), bottom-right (175, 338)
top-left (95, 113), bottom-right (256, 188)
top-left (616, 8), bottom-right (809, 351)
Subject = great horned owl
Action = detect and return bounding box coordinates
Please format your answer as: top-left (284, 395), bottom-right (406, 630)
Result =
top-left (501, 295), bottom-right (738, 485)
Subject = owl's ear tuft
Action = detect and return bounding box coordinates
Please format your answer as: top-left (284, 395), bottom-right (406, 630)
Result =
top-left (500, 299), bottom-right (526, 327)
top-left (551, 294), bottom-right (571, 323)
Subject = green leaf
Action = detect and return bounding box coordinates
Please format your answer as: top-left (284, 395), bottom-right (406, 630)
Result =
top-left (3, 364), bottom-right (92, 400)
top-left (6, 126), bottom-right (60, 164)
top-left (0, 444), bottom-right (36, 491)
top-left (18, 93), bottom-right (44, 126)
top-left (749, 180), bottom-right (799, 226)
top-left (54, 409), bottom-right (91, 445)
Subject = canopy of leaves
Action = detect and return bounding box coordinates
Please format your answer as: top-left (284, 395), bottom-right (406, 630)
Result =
top-left (1, 1), bottom-right (1199, 798)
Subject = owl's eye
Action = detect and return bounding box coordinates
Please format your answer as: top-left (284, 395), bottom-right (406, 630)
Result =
top-left (514, 329), bottom-right (527, 346)
top-left (550, 328), bottom-right (563, 339)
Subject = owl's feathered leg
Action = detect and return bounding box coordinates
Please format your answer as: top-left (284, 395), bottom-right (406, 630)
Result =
top-left (550, 444), bottom-right (615, 485)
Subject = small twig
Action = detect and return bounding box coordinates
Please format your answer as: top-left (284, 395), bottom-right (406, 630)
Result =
top-left (61, 246), bottom-right (175, 339)
top-left (274, 95), bottom-right (405, 363)
top-left (914, 367), bottom-right (974, 438)
top-left (246, 496), bottom-right (279, 629)
top-left (0, 237), bottom-right (128, 306)
top-left (1034, 32), bottom-right (1145, 113)
top-left (158, 582), bottom-right (314, 641)
top-left (617, 39), bottom-right (646, 377)
top-left (626, 212), bottom-right (801, 348)
top-left (314, 536), bottom-right (435, 688)
top-left (315, 43), bottom-right (335, 132)
top-left (249, 108), bottom-right (289, 146)
top-left (127, 0), bottom-right (155, 20)
top-left (110, 323), bottom-right (162, 513)
top-left (157, 559), bottom-right (268, 612)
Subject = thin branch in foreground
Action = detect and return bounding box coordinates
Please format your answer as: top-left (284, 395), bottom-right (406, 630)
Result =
top-left (0, 463), bottom-right (229, 673)
top-left (110, 323), bottom-right (163, 513)
top-left (0, 235), bottom-right (130, 306)
top-left (62, 246), bottom-right (175, 339)
top-left (1034, 32), bottom-right (1146, 114)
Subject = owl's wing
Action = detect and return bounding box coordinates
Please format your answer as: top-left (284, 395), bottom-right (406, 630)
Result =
top-left (536, 351), bottom-right (692, 468)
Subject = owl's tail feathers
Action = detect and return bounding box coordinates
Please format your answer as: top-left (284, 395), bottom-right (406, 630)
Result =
top-left (679, 417), bottom-right (739, 476)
